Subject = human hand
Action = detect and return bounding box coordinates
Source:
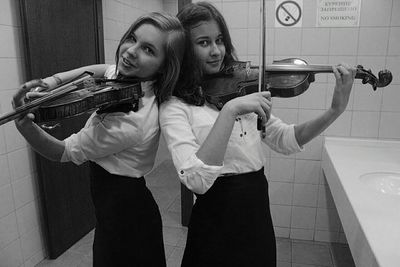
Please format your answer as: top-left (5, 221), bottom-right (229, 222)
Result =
top-left (330, 63), bottom-right (356, 114)
top-left (12, 79), bottom-right (49, 124)
top-left (225, 91), bottom-right (272, 125)
top-left (26, 76), bottom-right (54, 99)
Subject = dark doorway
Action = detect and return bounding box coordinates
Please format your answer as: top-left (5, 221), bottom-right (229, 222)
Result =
top-left (19, 0), bottom-right (104, 258)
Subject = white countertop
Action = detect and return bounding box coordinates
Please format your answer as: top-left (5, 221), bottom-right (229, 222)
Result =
top-left (322, 137), bottom-right (400, 267)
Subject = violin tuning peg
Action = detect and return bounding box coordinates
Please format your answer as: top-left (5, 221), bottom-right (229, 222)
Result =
top-left (362, 76), bottom-right (370, 85)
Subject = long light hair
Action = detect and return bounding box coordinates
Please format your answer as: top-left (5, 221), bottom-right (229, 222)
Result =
top-left (115, 12), bottom-right (186, 104)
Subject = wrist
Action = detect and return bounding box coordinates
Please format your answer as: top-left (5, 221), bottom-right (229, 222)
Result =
top-left (42, 74), bottom-right (62, 90)
top-left (52, 74), bottom-right (62, 86)
top-left (221, 101), bottom-right (238, 119)
top-left (330, 100), bottom-right (346, 113)
top-left (15, 115), bottom-right (34, 130)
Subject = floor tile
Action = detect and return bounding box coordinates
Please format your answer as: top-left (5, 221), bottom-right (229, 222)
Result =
top-left (166, 257), bottom-right (181, 267)
top-left (292, 264), bottom-right (326, 267)
top-left (68, 230), bottom-right (94, 257)
top-left (164, 244), bottom-right (175, 259)
top-left (161, 210), bottom-right (181, 228)
top-left (76, 255), bottom-right (92, 267)
top-left (169, 246), bottom-right (184, 262)
top-left (292, 240), bottom-right (333, 266)
top-left (149, 186), bottom-right (177, 211)
top-left (330, 243), bottom-right (356, 267)
top-left (176, 228), bottom-right (187, 248)
top-left (36, 250), bottom-right (88, 267)
top-left (166, 245), bottom-right (184, 267)
top-left (277, 237), bottom-right (292, 262)
top-left (163, 226), bottom-right (186, 246)
top-left (168, 195), bottom-right (181, 213)
top-left (277, 261), bottom-right (291, 267)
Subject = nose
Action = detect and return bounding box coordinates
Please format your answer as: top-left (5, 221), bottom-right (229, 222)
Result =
top-left (126, 43), bottom-right (138, 57)
top-left (210, 42), bottom-right (221, 57)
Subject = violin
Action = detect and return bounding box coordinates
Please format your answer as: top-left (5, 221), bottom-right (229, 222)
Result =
top-left (0, 71), bottom-right (143, 126)
top-left (202, 58), bottom-right (393, 110)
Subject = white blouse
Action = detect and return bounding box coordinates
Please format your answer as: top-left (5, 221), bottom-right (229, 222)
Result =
top-left (159, 96), bottom-right (303, 194)
top-left (61, 65), bottom-right (160, 178)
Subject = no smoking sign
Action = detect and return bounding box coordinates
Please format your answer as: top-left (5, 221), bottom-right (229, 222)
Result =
top-left (275, 0), bottom-right (303, 27)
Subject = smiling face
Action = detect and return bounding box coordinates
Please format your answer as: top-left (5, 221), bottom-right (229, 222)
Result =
top-left (117, 23), bottom-right (167, 79)
top-left (190, 19), bottom-right (226, 75)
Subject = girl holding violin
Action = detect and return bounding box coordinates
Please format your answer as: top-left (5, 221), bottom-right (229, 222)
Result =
top-left (159, 2), bottom-right (356, 266)
top-left (12, 12), bottom-right (185, 267)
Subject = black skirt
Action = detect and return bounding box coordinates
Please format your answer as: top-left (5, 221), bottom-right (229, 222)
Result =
top-left (181, 168), bottom-right (276, 267)
top-left (89, 162), bottom-right (166, 267)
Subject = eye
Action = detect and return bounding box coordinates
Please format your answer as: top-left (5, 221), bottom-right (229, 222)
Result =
top-left (126, 34), bottom-right (136, 42)
top-left (216, 37), bottom-right (224, 45)
top-left (143, 46), bottom-right (154, 55)
top-left (198, 40), bottom-right (209, 47)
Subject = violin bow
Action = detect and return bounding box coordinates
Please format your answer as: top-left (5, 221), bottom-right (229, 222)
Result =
top-left (257, 0), bottom-right (267, 137)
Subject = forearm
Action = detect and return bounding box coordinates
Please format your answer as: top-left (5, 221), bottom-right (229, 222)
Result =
top-left (294, 108), bottom-right (342, 147)
top-left (196, 103), bottom-right (237, 166)
top-left (295, 63), bottom-right (355, 147)
top-left (43, 64), bottom-right (110, 89)
top-left (15, 119), bottom-right (65, 161)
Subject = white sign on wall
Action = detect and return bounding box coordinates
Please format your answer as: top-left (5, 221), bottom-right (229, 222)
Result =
top-left (275, 0), bottom-right (303, 28)
top-left (317, 0), bottom-right (361, 27)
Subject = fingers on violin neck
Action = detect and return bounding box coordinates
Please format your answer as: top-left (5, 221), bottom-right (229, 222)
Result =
top-left (15, 79), bottom-right (46, 106)
top-left (21, 79), bottom-right (48, 91)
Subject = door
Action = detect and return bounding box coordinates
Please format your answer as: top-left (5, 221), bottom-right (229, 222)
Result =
top-left (19, 0), bottom-right (104, 258)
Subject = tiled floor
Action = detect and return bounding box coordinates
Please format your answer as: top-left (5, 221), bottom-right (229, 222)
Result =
top-left (36, 160), bottom-right (356, 267)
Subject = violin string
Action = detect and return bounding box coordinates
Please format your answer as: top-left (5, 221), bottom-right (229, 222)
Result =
top-left (16, 74), bottom-right (93, 112)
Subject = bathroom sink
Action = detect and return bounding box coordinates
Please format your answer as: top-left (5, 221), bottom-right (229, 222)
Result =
top-left (359, 172), bottom-right (400, 196)
top-left (323, 137), bottom-right (400, 266)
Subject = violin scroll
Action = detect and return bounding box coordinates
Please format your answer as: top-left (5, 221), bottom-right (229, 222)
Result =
top-left (356, 65), bottom-right (392, 91)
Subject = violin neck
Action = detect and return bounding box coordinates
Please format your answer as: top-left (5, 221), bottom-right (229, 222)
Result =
top-left (266, 64), bottom-right (333, 74)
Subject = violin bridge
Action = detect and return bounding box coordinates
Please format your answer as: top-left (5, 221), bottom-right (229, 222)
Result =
top-left (83, 78), bottom-right (96, 89)
top-left (245, 62), bottom-right (251, 76)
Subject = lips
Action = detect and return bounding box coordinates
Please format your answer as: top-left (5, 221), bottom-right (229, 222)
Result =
top-left (122, 57), bottom-right (136, 68)
top-left (207, 59), bottom-right (222, 67)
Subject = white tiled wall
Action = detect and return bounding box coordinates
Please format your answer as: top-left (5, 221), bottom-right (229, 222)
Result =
top-left (0, 0), bottom-right (45, 265)
top-left (0, 0), bottom-right (166, 265)
top-left (196, 0), bottom-right (400, 243)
